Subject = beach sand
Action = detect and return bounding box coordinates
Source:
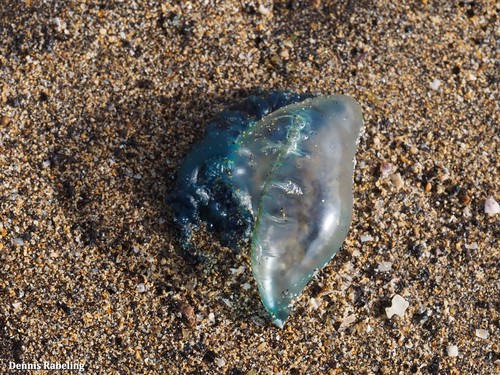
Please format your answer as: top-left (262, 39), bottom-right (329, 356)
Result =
top-left (0, 1), bottom-right (498, 373)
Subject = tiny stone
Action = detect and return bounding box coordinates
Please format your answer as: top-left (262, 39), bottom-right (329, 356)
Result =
top-left (309, 298), bottom-right (320, 310)
top-left (340, 314), bottom-right (356, 328)
top-left (386, 294), bottom-right (409, 319)
top-left (484, 196), bottom-right (499, 216)
top-left (377, 261), bottom-right (393, 272)
top-left (258, 4), bottom-right (272, 15)
top-left (136, 283), bottom-right (146, 293)
top-left (311, 0), bottom-right (321, 8)
top-left (380, 162), bottom-right (393, 177)
top-left (208, 312), bottom-right (215, 322)
top-left (230, 266), bottom-right (245, 275)
top-left (465, 242), bottom-right (478, 250)
top-left (429, 79), bottom-right (441, 90)
top-left (242, 283), bottom-right (251, 290)
top-left (446, 345), bottom-right (459, 357)
top-left (279, 48), bottom-right (289, 59)
top-left (360, 234), bottom-right (374, 243)
top-left (475, 329), bottom-right (489, 339)
top-left (216, 358), bottom-right (226, 367)
top-left (391, 173), bottom-right (404, 191)
top-left (1, 115), bottom-right (10, 126)
top-left (179, 303), bottom-right (196, 328)
top-left (13, 238), bottom-right (24, 246)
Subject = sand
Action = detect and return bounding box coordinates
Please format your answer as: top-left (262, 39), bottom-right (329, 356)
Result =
top-left (0, 0), bottom-right (498, 374)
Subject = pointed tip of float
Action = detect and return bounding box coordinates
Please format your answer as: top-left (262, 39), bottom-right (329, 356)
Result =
top-left (270, 307), bottom-right (290, 328)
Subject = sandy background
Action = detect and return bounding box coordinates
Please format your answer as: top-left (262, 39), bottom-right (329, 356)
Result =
top-left (0, 0), bottom-right (498, 374)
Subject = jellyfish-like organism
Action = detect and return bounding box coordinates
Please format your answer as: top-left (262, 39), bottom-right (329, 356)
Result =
top-left (170, 91), bottom-right (363, 327)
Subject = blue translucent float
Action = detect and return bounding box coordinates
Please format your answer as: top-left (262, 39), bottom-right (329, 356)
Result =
top-left (171, 91), bottom-right (363, 327)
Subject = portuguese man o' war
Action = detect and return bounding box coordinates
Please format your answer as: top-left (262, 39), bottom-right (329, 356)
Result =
top-left (170, 91), bottom-right (363, 327)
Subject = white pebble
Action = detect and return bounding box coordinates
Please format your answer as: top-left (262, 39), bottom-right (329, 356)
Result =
top-left (242, 283), bottom-right (251, 290)
top-left (216, 358), bottom-right (226, 367)
top-left (230, 266), bottom-right (245, 275)
top-left (379, 162), bottom-right (394, 177)
top-left (309, 298), bottom-right (321, 310)
top-left (136, 283), bottom-right (146, 293)
top-left (258, 4), bottom-right (272, 15)
top-left (465, 242), bottom-right (478, 250)
top-left (475, 329), bottom-right (489, 339)
top-left (385, 294), bottom-right (409, 319)
top-left (360, 234), bottom-right (374, 243)
top-left (429, 79), bottom-right (441, 90)
top-left (13, 238), bottom-right (24, 246)
top-left (340, 314), bottom-right (356, 328)
top-left (484, 196), bottom-right (499, 216)
top-left (446, 345), bottom-right (459, 357)
top-left (391, 173), bottom-right (404, 191)
top-left (377, 261), bottom-right (393, 272)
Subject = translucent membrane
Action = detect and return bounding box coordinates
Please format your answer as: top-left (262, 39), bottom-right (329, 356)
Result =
top-left (231, 96), bottom-right (363, 326)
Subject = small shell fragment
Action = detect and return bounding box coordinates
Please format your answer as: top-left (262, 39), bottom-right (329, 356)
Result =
top-left (377, 261), bottom-right (393, 272)
top-left (484, 196), bottom-right (499, 216)
top-left (475, 329), bottom-right (489, 339)
top-left (446, 345), bottom-right (459, 357)
top-left (13, 238), bottom-right (24, 246)
top-left (385, 294), bottom-right (409, 319)
top-left (340, 314), bottom-right (356, 328)
top-left (360, 234), bottom-right (374, 243)
top-left (429, 79), bottom-right (441, 90)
